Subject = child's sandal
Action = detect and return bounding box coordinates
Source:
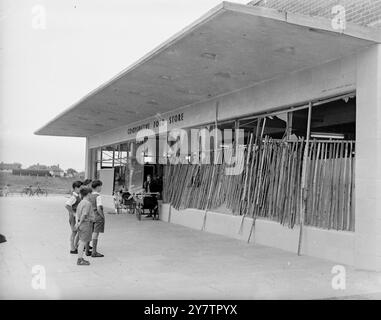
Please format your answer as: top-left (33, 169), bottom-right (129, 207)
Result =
top-left (91, 252), bottom-right (104, 258)
top-left (77, 258), bottom-right (90, 265)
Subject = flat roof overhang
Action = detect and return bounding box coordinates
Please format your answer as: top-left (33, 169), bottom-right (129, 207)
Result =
top-left (35, 1), bottom-right (381, 138)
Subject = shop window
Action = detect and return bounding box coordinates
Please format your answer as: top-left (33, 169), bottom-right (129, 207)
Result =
top-left (262, 112), bottom-right (288, 139)
top-left (241, 108), bottom-right (309, 141)
top-left (290, 108), bottom-right (309, 139)
top-left (310, 97), bottom-right (356, 140)
top-left (238, 118), bottom-right (259, 145)
top-left (113, 143), bottom-right (129, 192)
top-left (101, 146), bottom-right (115, 168)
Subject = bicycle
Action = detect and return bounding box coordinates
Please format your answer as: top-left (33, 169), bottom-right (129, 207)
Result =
top-left (34, 187), bottom-right (48, 197)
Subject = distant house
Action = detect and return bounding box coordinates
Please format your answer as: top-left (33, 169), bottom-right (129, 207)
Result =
top-left (27, 163), bottom-right (48, 171)
top-left (65, 172), bottom-right (75, 178)
top-left (48, 165), bottom-right (64, 177)
top-left (12, 169), bottom-right (51, 177)
top-left (0, 162), bottom-right (22, 173)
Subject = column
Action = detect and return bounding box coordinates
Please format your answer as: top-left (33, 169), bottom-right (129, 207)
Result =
top-left (84, 137), bottom-right (92, 179)
top-left (355, 44), bottom-right (381, 271)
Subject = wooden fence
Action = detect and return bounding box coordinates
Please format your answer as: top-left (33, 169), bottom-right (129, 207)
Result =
top-left (162, 138), bottom-right (355, 232)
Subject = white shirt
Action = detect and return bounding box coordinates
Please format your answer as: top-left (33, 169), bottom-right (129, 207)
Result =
top-left (65, 192), bottom-right (79, 206)
top-left (92, 191), bottom-right (103, 207)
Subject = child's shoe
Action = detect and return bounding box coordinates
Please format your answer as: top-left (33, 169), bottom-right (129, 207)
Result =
top-left (77, 258), bottom-right (90, 265)
top-left (91, 252), bottom-right (104, 258)
top-left (70, 249), bottom-right (78, 254)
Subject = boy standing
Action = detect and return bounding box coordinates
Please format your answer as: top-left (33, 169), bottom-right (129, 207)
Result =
top-left (75, 187), bottom-right (94, 265)
top-left (80, 179), bottom-right (93, 256)
top-left (65, 181), bottom-right (82, 254)
top-left (89, 180), bottom-right (105, 257)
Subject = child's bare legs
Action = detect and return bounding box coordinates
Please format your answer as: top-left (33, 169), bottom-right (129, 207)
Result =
top-left (70, 231), bottom-right (77, 252)
top-left (69, 215), bottom-right (77, 253)
top-left (91, 232), bottom-right (104, 257)
top-left (74, 233), bottom-right (79, 249)
top-left (77, 241), bottom-right (85, 260)
top-left (85, 242), bottom-right (91, 255)
top-left (77, 240), bottom-right (90, 265)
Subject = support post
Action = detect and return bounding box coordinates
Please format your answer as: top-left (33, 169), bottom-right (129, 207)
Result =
top-left (202, 101), bottom-right (219, 231)
top-left (85, 137), bottom-right (91, 179)
top-left (297, 102), bottom-right (312, 256)
top-left (247, 117), bottom-right (266, 243)
top-left (354, 44), bottom-right (381, 270)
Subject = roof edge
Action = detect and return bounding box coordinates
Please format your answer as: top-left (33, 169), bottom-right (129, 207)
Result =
top-left (35, 1), bottom-right (381, 137)
top-left (34, 2), bottom-right (227, 136)
top-left (223, 1), bottom-right (381, 43)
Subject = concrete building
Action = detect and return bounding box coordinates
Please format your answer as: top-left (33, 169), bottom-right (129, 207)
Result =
top-left (36, 2), bottom-right (381, 270)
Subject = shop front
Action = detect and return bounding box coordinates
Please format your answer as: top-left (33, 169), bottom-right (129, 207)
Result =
top-left (36, 2), bottom-right (381, 270)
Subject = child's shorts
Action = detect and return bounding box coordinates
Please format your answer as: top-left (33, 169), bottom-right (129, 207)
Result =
top-left (93, 218), bottom-right (105, 233)
top-left (78, 221), bottom-right (93, 242)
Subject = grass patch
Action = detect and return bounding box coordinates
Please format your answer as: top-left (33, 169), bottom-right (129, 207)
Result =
top-left (0, 172), bottom-right (78, 195)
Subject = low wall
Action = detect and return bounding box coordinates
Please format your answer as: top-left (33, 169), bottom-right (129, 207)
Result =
top-left (160, 203), bottom-right (355, 266)
top-left (101, 197), bottom-right (354, 265)
top-left (102, 195), bottom-right (116, 213)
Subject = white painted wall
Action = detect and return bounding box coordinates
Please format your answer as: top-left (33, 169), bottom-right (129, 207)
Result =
top-left (159, 204), bottom-right (355, 266)
top-left (102, 195), bottom-right (116, 212)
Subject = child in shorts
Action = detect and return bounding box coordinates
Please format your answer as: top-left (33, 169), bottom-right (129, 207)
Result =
top-left (75, 187), bottom-right (94, 266)
top-left (65, 181), bottom-right (82, 254)
top-left (89, 180), bottom-right (105, 258)
top-left (80, 179), bottom-right (93, 256)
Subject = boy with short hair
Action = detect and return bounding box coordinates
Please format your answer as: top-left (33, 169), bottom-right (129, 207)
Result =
top-left (89, 180), bottom-right (105, 257)
top-left (65, 181), bottom-right (82, 254)
top-left (75, 187), bottom-right (94, 266)
top-left (82, 179), bottom-right (92, 188)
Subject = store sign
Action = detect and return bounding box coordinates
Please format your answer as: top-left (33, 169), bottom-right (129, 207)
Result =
top-left (128, 112), bottom-right (186, 135)
top-left (127, 123), bottom-right (151, 135)
top-left (88, 102), bottom-right (215, 149)
top-left (153, 112), bottom-right (185, 129)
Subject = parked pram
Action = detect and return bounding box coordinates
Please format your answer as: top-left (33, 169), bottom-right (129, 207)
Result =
top-left (113, 191), bottom-right (137, 214)
top-left (135, 192), bottom-right (160, 220)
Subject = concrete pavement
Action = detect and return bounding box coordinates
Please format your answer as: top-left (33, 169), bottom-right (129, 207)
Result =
top-left (1, 196), bottom-right (381, 299)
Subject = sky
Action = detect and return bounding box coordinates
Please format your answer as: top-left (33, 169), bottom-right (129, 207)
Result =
top-left (0, 0), bottom-right (249, 172)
